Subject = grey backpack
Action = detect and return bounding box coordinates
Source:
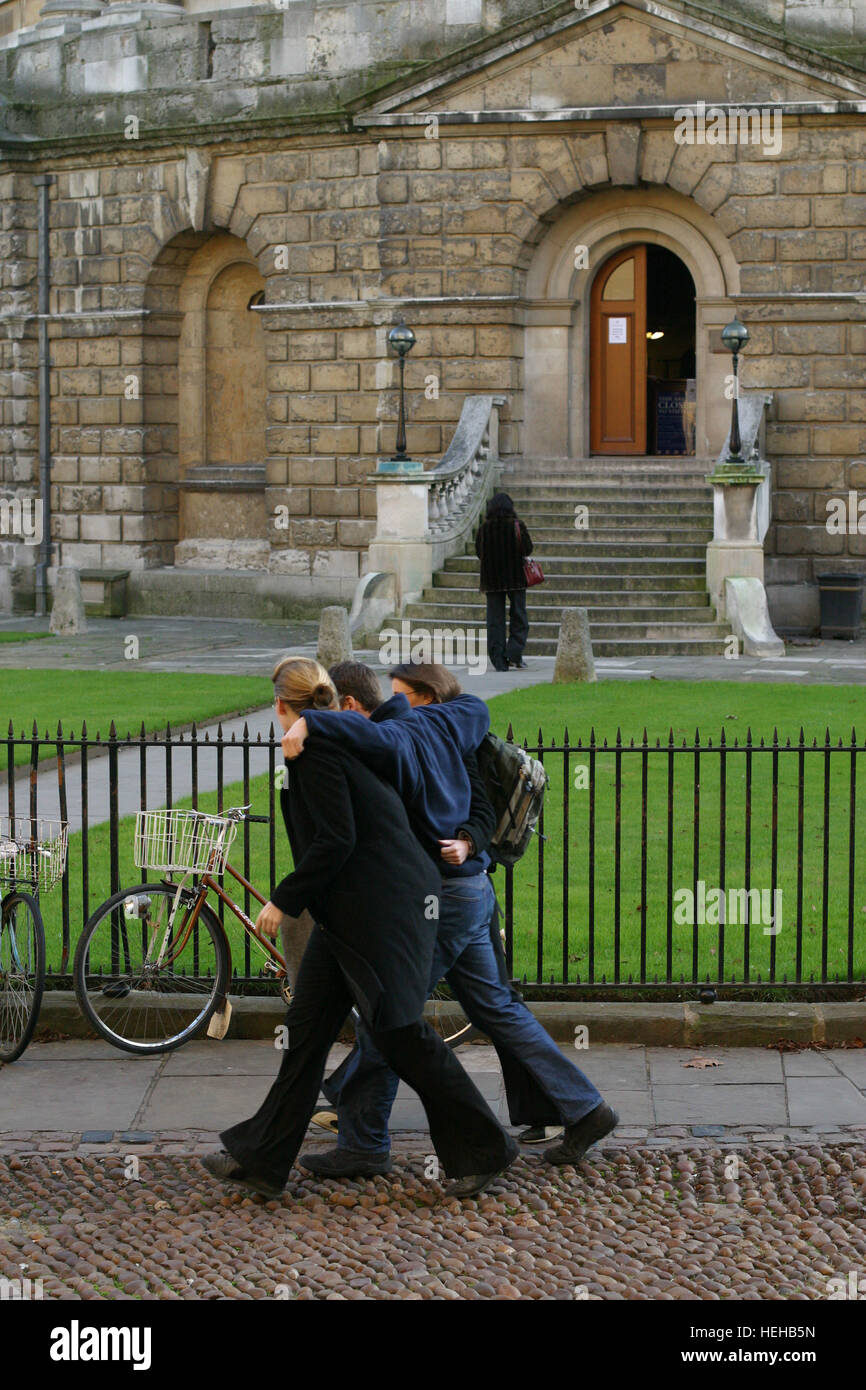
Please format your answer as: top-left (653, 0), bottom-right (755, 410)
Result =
top-left (476, 732), bottom-right (548, 867)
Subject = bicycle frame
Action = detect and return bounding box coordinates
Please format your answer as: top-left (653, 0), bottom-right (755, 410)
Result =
top-left (152, 855), bottom-right (287, 984)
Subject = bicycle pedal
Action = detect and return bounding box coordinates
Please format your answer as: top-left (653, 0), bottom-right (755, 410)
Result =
top-left (206, 998), bottom-right (232, 1040)
top-left (280, 985), bottom-right (292, 1005)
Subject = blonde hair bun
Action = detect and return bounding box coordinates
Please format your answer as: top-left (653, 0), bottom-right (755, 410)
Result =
top-left (272, 657), bottom-right (338, 714)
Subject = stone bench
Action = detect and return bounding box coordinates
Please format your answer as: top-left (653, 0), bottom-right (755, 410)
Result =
top-left (78, 569), bottom-right (130, 618)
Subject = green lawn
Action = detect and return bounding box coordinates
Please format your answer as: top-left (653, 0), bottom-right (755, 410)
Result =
top-left (1, 670), bottom-right (270, 767)
top-left (38, 680), bottom-right (866, 991)
top-left (0, 632), bottom-right (49, 645)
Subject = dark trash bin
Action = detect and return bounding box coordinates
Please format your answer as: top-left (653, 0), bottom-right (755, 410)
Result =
top-left (816, 572), bottom-right (865, 639)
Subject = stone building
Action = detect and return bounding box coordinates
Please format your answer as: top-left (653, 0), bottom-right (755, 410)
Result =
top-left (0, 0), bottom-right (864, 646)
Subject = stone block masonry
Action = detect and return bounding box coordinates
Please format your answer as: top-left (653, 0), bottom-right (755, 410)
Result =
top-left (0, 0), bottom-right (865, 627)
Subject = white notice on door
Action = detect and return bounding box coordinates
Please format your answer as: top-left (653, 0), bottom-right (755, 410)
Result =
top-left (608, 317), bottom-right (627, 344)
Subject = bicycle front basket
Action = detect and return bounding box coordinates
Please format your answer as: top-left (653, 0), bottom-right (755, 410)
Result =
top-left (134, 809), bottom-right (237, 875)
top-left (0, 817), bottom-right (68, 892)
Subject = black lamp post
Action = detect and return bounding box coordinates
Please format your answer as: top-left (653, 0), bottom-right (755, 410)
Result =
top-left (721, 317), bottom-right (750, 464)
top-left (388, 317), bottom-right (416, 462)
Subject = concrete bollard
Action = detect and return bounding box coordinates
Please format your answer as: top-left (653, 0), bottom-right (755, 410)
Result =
top-left (553, 607), bottom-right (596, 683)
top-left (49, 567), bottom-right (88, 637)
top-left (317, 605), bottom-right (353, 668)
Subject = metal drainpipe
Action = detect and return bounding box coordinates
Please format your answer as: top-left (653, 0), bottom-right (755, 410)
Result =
top-left (34, 173), bottom-right (55, 617)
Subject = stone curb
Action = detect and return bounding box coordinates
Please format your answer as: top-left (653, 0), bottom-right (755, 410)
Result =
top-left (38, 994), bottom-right (866, 1046)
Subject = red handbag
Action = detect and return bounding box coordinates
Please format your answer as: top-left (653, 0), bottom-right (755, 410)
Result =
top-left (516, 519), bottom-right (544, 587)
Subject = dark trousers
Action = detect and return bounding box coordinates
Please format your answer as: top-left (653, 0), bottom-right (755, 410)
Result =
top-left (220, 924), bottom-right (516, 1185)
top-left (486, 589), bottom-right (529, 670)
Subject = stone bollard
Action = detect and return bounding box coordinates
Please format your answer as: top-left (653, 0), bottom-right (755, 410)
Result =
top-left (553, 607), bottom-right (596, 683)
top-left (49, 567), bottom-right (88, 637)
top-left (317, 605), bottom-right (353, 669)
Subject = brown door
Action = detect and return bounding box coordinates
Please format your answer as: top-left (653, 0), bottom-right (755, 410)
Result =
top-left (590, 245), bottom-right (647, 454)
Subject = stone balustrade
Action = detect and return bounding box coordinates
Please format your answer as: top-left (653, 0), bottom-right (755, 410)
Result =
top-left (364, 394), bottom-right (505, 613)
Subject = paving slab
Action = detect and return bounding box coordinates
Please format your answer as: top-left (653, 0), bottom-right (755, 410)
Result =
top-left (138, 1074), bottom-right (276, 1130)
top-left (648, 1047), bottom-right (784, 1085)
top-left (0, 1058), bottom-right (160, 1131)
top-left (555, 1042), bottom-right (648, 1089)
top-left (652, 1083), bottom-right (787, 1126)
top-left (829, 1051), bottom-right (866, 1085)
top-left (786, 1077), bottom-right (866, 1127)
top-left (161, 1039), bottom-right (304, 1076)
top-left (601, 1088), bottom-right (654, 1126)
top-left (782, 1051), bottom-right (842, 1077)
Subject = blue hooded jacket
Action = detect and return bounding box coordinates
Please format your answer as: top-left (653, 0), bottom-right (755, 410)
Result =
top-left (302, 692), bottom-right (491, 876)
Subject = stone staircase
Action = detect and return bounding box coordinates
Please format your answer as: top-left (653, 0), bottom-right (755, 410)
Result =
top-left (397, 458), bottom-right (734, 658)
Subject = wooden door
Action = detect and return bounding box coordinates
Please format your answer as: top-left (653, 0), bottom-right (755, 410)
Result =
top-left (590, 245), bottom-right (647, 454)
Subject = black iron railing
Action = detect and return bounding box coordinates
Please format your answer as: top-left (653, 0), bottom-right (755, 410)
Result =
top-left (3, 721), bottom-right (865, 998)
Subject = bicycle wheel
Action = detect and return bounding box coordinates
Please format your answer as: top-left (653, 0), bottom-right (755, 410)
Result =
top-left (429, 982), bottom-right (478, 1050)
top-left (73, 882), bottom-right (230, 1056)
top-left (0, 890), bottom-right (45, 1063)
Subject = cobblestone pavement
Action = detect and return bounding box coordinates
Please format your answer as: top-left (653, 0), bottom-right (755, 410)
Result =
top-left (1, 1140), bottom-right (864, 1301)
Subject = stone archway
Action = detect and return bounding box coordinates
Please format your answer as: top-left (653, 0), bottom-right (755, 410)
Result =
top-left (142, 230), bottom-right (269, 570)
top-left (523, 187), bottom-right (740, 459)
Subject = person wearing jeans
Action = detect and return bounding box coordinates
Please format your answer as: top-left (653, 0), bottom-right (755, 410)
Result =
top-left (325, 872), bottom-right (604, 1160)
top-left (283, 661), bottom-right (618, 1176)
top-left (202, 658), bottom-right (518, 1202)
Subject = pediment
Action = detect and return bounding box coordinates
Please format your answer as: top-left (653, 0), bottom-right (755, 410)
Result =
top-left (359, 0), bottom-right (866, 118)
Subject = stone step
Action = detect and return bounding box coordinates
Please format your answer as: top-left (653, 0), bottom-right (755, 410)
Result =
top-left (528, 542), bottom-right (710, 559)
top-left (525, 527), bottom-right (713, 544)
top-left (505, 492), bottom-right (717, 508)
top-left (500, 461), bottom-right (711, 478)
top-left (406, 601), bottom-right (720, 624)
top-left (422, 585), bottom-right (711, 608)
top-left (444, 555), bottom-right (707, 574)
top-left (433, 570), bottom-right (708, 591)
top-left (506, 505), bottom-right (713, 520)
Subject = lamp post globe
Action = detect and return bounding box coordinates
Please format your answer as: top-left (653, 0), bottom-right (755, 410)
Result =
top-left (388, 318), bottom-right (416, 462)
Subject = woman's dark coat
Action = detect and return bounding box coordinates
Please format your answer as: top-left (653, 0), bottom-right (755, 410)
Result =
top-left (475, 513), bottom-right (533, 592)
top-left (269, 737), bottom-right (440, 1032)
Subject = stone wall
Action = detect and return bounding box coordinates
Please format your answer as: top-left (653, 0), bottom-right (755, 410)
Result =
top-left (1, 0), bottom-right (865, 624)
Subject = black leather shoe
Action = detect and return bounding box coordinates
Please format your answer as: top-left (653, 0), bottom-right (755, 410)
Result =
top-left (201, 1150), bottom-right (284, 1200)
top-left (544, 1103), bottom-right (619, 1166)
top-left (444, 1146), bottom-right (518, 1199)
top-left (299, 1147), bottom-right (392, 1178)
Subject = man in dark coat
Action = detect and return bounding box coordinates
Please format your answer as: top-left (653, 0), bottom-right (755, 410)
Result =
top-left (475, 491), bottom-right (533, 671)
top-left (286, 673), bottom-right (618, 1177)
top-left (205, 728), bottom-right (518, 1199)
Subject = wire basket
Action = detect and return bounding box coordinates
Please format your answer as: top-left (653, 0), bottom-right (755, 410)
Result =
top-left (0, 817), bottom-right (68, 892)
top-left (134, 809), bottom-right (238, 875)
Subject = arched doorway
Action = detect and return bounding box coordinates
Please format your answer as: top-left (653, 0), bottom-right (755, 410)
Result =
top-left (522, 188), bottom-right (739, 460)
top-left (590, 244), bottom-right (696, 455)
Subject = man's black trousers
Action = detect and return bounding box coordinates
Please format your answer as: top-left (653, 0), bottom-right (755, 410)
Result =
top-left (220, 923), bottom-right (516, 1185)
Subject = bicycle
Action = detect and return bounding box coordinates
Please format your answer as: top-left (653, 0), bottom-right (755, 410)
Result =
top-left (0, 816), bottom-right (68, 1063)
top-left (74, 806), bottom-right (474, 1056)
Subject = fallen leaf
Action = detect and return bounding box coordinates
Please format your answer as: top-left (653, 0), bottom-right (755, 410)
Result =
top-left (682, 1057), bottom-right (723, 1069)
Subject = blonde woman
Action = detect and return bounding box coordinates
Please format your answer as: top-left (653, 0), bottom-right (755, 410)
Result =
top-left (203, 657), bottom-right (517, 1200)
